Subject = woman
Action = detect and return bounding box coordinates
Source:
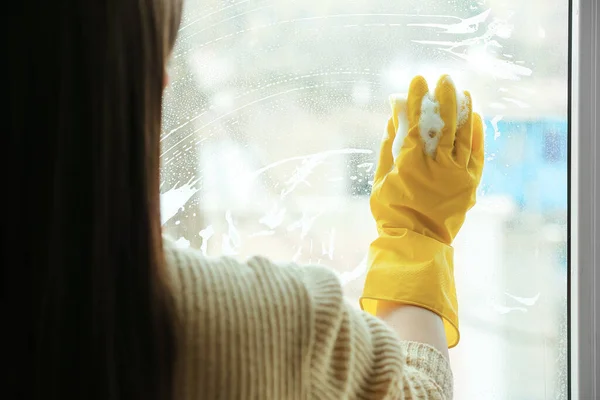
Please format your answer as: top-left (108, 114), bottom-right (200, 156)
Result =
top-left (6, 0), bottom-right (483, 399)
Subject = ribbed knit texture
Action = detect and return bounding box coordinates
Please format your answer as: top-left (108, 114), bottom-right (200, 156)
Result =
top-left (165, 239), bottom-right (453, 399)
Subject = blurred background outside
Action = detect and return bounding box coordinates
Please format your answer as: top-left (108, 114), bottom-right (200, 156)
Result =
top-left (160, 1), bottom-right (569, 398)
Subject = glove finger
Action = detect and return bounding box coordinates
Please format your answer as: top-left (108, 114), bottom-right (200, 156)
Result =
top-left (455, 90), bottom-right (473, 167)
top-left (407, 76), bottom-right (429, 130)
top-left (469, 112), bottom-right (485, 175)
top-left (434, 75), bottom-right (458, 157)
top-left (390, 96), bottom-right (408, 159)
top-left (373, 117), bottom-right (396, 182)
top-left (406, 75), bottom-right (429, 150)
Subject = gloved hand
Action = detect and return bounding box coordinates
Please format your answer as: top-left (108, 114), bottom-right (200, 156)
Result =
top-left (360, 75), bottom-right (484, 348)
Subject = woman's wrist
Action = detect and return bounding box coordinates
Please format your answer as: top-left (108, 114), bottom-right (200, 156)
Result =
top-left (376, 301), bottom-right (450, 359)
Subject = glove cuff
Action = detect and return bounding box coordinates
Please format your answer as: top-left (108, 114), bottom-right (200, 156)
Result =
top-left (359, 230), bottom-right (460, 348)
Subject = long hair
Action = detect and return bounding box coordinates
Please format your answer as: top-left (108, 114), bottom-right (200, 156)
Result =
top-left (6, 0), bottom-right (183, 399)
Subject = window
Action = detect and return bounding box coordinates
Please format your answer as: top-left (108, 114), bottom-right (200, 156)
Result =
top-left (160, 0), bottom-right (585, 397)
top-left (543, 129), bottom-right (567, 163)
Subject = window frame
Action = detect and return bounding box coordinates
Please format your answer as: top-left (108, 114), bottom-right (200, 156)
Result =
top-left (571, 0), bottom-right (599, 398)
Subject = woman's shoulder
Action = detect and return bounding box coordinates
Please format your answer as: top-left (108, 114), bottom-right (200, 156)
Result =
top-left (162, 235), bottom-right (344, 315)
top-left (162, 237), bottom-right (452, 399)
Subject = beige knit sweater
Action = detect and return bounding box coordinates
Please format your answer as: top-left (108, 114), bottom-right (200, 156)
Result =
top-left (165, 240), bottom-right (453, 399)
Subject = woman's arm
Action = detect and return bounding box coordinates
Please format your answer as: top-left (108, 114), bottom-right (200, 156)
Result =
top-left (166, 239), bottom-right (453, 400)
top-left (360, 75), bottom-right (484, 349)
top-left (300, 265), bottom-right (453, 399)
top-left (377, 302), bottom-right (449, 360)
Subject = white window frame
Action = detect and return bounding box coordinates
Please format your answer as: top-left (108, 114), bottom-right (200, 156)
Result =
top-left (571, 0), bottom-right (599, 398)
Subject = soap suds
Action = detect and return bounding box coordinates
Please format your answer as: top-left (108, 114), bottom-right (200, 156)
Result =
top-left (199, 225), bottom-right (215, 256)
top-left (220, 211), bottom-right (241, 256)
top-left (174, 237), bottom-right (191, 249)
top-left (456, 89), bottom-right (470, 128)
top-left (338, 255), bottom-right (368, 286)
top-left (259, 204), bottom-right (286, 229)
top-left (321, 228), bottom-right (336, 260)
top-left (491, 115), bottom-right (503, 139)
top-left (407, 9), bottom-right (491, 34)
top-left (160, 179), bottom-right (201, 225)
top-left (445, 76), bottom-right (470, 129)
top-left (419, 93), bottom-right (444, 156)
top-left (504, 291), bottom-right (540, 306)
top-left (391, 78), bottom-right (469, 158)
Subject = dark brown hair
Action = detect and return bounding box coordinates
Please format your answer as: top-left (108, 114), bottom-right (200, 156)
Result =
top-left (6, 0), bottom-right (183, 399)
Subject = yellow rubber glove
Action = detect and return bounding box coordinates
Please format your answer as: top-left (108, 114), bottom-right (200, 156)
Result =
top-left (360, 75), bottom-right (484, 348)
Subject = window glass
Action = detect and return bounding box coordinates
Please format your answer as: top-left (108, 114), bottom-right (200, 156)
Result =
top-left (161, 0), bottom-right (569, 397)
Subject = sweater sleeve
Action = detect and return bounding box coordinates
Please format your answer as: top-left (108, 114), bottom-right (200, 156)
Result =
top-left (301, 264), bottom-right (453, 399)
top-left (164, 240), bottom-right (453, 400)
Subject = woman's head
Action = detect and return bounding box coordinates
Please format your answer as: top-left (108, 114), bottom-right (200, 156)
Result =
top-left (7, 1), bottom-right (183, 399)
